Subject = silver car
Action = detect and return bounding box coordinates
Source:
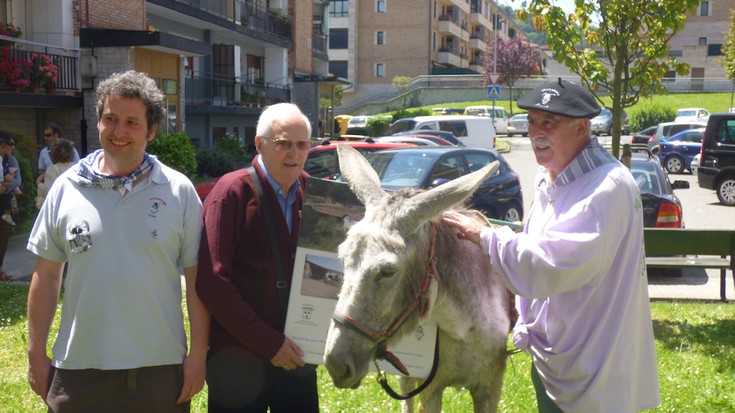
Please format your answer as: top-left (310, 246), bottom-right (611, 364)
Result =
top-left (507, 113), bottom-right (528, 137)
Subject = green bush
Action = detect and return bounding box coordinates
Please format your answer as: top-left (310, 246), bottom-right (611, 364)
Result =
top-left (196, 136), bottom-right (250, 178)
top-left (366, 117), bottom-right (393, 137)
top-left (12, 149), bottom-right (38, 226)
top-left (147, 131), bottom-right (198, 177)
top-left (391, 108), bottom-right (433, 121)
top-left (629, 102), bottom-right (677, 132)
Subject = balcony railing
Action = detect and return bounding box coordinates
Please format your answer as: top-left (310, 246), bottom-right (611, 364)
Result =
top-left (0, 37), bottom-right (79, 92)
top-left (184, 73), bottom-right (290, 107)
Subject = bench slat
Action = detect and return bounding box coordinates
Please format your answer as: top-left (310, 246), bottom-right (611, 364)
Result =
top-left (645, 257), bottom-right (730, 269)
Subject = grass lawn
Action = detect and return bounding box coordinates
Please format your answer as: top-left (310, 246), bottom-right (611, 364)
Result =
top-left (389, 91), bottom-right (735, 130)
top-left (2, 283), bottom-right (733, 412)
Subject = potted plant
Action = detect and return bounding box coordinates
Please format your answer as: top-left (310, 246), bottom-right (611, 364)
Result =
top-left (0, 22), bottom-right (22, 48)
top-left (30, 53), bottom-right (59, 92)
top-left (0, 49), bottom-right (30, 91)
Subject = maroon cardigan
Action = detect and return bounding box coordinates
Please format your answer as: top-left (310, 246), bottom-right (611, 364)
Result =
top-left (196, 159), bottom-right (307, 361)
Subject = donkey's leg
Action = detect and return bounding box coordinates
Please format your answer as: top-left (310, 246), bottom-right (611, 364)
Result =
top-left (399, 377), bottom-right (417, 413)
top-left (468, 358), bottom-right (507, 413)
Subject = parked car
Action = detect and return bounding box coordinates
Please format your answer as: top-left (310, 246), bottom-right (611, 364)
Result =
top-left (507, 113), bottom-right (528, 137)
top-left (658, 128), bottom-right (704, 174)
top-left (304, 141), bottom-right (415, 180)
top-left (373, 135), bottom-right (442, 146)
top-left (376, 134), bottom-right (455, 146)
top-left (698, 112), bottom-right (735, 206)
top-left (690, 153), bottom-right (701, 176)
top-left (674, 107), bottom-right (710, 123)
top-left (384, 115), bottom-right (496, 149)
top-left (393, 129), bottom-right (464, 146)
top-left (362, 147), bottom-right (524, 221)
top-left (463, 105), bottom-right (509, 134)
top-left (590, 107), bottom-right (630, 136)
top-left (648, 121), bottom-right (707, 154)
top-left (432, 107), bottom-right (464, 115)
top-left (195, 141), bottom-right (413, 200)
top-left (629, 145), bottom-right (689, 228)
top-left (631, 125), bottom-right (657, 144)
top-left (344, 115), bottom-right (370, 135)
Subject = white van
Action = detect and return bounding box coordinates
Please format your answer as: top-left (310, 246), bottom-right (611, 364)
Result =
top-left (384, 115), bottom-right (496, 149)
top-left (463, 106), bottom-right (509, 134)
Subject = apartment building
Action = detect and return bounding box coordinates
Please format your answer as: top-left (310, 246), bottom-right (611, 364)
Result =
top-left (327, 0), bottom-right (525, 109)
top-left (664, 0), bottom-right (735, 91)
top-left (0, 0), bottom-right (330, 157)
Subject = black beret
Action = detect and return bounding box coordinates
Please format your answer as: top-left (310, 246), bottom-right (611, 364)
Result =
top-left (517, 79), bottom-right (601, 119)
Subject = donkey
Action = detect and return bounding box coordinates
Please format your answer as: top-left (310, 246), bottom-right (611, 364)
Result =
top-left (324, 145), bottom-right (516, 413)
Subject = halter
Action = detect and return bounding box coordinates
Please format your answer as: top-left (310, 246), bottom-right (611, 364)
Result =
top-left (331, 222), bottom-right (441, 397)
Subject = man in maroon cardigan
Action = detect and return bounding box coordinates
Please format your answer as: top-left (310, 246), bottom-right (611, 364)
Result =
top-left (196, 103), bottom-right (318, 413)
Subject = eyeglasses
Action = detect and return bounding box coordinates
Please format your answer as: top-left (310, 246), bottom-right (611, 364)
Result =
top-left (43, 133), bottom-right (53, 137)
top-left (262, 136), bottom-right (310, 151)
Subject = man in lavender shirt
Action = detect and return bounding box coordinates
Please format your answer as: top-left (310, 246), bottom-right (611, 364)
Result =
top-left (444, 79), bottom-right (659, 413)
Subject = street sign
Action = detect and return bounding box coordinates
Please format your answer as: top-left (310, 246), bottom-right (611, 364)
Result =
top-left (488, 73), bottom-right (500, 85)
top-left (487, 85), bottom-right (501, 100)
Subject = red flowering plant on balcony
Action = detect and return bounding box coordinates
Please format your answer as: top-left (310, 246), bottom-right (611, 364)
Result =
top-left (0, 22), bottom-right (22, 48)
top-left (29, 53), bottom-right (59, 88)
top-left (0, 48), bottom-right (31, 89)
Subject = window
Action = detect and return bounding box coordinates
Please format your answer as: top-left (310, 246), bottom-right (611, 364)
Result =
top-left (377, 0), bottom-right (386, 13)
top-left (329, 60), bottom-right (348, 79)
top-left (699, 37), bottom-right (707, 46)
top-left (376, 31), bottom-right (385, 45)
top-left (329, 0), bottom-right (349, 17)
top-left (375, 63), bottom-right (385, 77)
top-left (329, 28), bottom-right (348, 49)
top-left (708, 44), bottom-right (722, 56)
top-left (700, 1), bottom-right (709, 16)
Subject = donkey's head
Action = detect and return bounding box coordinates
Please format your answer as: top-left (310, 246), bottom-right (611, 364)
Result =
top-left (324, 144), bottom-right (498, 388)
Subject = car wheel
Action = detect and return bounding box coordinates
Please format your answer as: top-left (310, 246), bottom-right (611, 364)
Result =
top-left (664, 155), bottom-right (684, 174)
top-left (607, 125), bottom-right (612, 136)
top-left (716, 175), bottom-right (735, 206)
top-left (522, 133), bottom-right (528, 137)
top-left (499, 202), bottom-right (522, 222)
top-left (507, 133), bottom-right (514, 137)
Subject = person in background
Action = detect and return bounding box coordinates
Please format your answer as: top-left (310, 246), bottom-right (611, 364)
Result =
top-left (197, 103), bottom-right (319, 413)
top-left (36, 123), bottom-right (80, 186)
top-left (0, 130), bottom-right (21, 280)
top-left (35, 139), bottom-right (77, 209)
top-left (443, 79), bottom-right (660, 413)
top-left (26, 70), bottom-right (209, 412)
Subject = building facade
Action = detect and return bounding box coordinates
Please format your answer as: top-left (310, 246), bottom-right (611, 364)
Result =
top-left (327, 0), bottom-right (525, 110)
top-left (1, 0), bottom-right (330, 161)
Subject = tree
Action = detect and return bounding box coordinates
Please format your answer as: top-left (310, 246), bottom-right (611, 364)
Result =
top-left (717, 10), bottom-right (735, 110)
top-left (519, 0), bottom-right (700, 157)
top-left (484, 36), bottom-right (542, 115)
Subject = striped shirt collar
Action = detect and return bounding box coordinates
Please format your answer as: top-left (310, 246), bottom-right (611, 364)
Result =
top-left (542, 137), bottom-right (618, 192)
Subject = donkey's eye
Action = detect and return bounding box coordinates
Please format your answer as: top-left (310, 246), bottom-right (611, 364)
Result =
top-left (377, 266), bottom-right (396, 278)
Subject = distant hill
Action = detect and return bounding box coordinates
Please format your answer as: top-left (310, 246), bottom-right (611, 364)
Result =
top-left (501, 4), bottom-right (547, 46)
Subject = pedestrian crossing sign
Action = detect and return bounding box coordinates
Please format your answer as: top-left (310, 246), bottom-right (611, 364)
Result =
top-left (487, 85), bottom-right (501, 100)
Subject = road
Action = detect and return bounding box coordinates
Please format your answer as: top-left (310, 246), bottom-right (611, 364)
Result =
top-left (500, 136), bottom-right (735, 230)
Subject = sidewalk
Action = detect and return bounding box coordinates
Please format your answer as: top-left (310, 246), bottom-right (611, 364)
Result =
top-left (3, 232), bottom-right (734, 302)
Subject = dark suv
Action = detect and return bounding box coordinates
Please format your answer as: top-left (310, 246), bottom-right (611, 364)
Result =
top-left (698, 113), bottom-right (735, 206)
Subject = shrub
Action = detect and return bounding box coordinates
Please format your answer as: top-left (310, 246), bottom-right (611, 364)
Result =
top-left (12, 148), bottom-right (38, 226)
top-left (390, 107), bottom-right (433, 121)
top-left (196, 136), bottom-right (250, 178)
top-left (365, 116), bottom-right (393, 137)
top-left (629, 102), bottom-right (677, 132)
top-left (147, 131), bottom-right (198, 177)
top-left (392, 76), bottom-right (412, 91)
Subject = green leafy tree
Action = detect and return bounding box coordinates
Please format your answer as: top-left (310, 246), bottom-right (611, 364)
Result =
top-left (519, 0), bottom-right (700, 157)
top-left (717, 10), bottom-right (735, 109)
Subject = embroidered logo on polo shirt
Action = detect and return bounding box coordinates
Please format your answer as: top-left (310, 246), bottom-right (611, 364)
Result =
top-left (148, 197), bottom-right (168, 218)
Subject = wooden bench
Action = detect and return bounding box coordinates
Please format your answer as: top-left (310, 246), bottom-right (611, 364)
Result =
top-left (644, 228), bottom-right (735, 302)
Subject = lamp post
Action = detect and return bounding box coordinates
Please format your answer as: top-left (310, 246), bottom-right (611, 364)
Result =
top-left (492, 13), bottom-right (503, 126)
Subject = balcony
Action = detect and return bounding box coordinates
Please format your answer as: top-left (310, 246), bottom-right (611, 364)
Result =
top-left (438, 15), bottom-right (463, 38)
top-left (313, 31), bottom-right (328, 61)
top-left (184, 73), bottom-right (290, 111)
top-left (437, 46), bottom-right (463, 67)
top-left (0, 37), bottom-right (81, 107)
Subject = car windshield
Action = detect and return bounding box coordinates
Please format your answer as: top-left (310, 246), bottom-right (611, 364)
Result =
top-left (366, 152), bottom-right (438, 190)
top-left (384, 120), bottom-right (418, 135)
top-left (677, 110), bottom-right (696, 117)
top-left (631, 160), bottom-right (663, 196)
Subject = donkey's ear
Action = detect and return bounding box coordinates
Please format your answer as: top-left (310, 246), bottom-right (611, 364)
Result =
top-left (337, 144), bottom-right (387, 206)
top-left (399, 161), bottom-right (500, 233)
